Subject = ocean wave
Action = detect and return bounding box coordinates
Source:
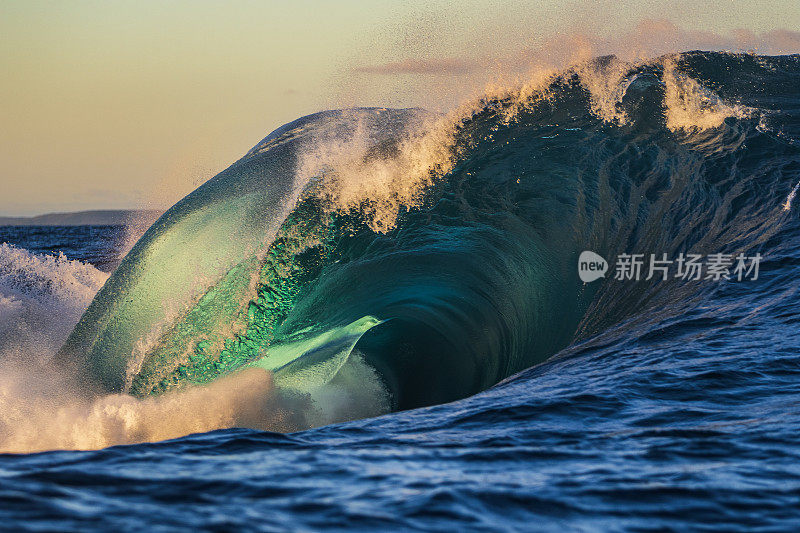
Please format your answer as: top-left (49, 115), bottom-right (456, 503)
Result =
top-left (3, 50), bottom-right (799, 452)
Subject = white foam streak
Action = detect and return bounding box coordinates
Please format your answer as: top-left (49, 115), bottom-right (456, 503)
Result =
top-left (784, 181), bottom-right (800, 212)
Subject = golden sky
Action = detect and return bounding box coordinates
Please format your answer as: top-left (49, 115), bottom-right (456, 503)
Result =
top-left (1, 0), bottom-right (799, 215)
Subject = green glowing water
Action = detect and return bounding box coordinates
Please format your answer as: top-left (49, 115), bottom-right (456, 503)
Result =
top-left (130, 198), bottom-right (343, 395)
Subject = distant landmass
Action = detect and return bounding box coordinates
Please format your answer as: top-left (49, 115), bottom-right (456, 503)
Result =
top-left (0, 209), bottom-right (163, 226)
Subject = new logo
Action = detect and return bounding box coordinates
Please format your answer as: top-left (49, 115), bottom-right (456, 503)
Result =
top-left (578, 251), bottom-right (608, 283)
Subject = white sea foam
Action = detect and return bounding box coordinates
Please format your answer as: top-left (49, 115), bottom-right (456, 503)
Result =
top-left (0, 243), bottom-right (108, 353)
top-left (0, 245), bottom-right (390, 453)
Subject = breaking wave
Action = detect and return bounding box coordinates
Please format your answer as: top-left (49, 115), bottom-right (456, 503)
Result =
top-left (2, 50), bottom-right (800, 452)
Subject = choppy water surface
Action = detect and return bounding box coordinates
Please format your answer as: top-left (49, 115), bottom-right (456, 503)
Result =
top-left (0, 225), bottom-right (127, 272)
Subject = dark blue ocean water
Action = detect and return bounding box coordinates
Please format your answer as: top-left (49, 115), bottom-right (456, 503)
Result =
top-left (2, 51), bottom-right (800, 531)
top-left (0, 225), bottom-right (128, 272)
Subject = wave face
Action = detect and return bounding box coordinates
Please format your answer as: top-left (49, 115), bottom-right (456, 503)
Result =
top-left (60, 51), bottom-right (800, 418)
